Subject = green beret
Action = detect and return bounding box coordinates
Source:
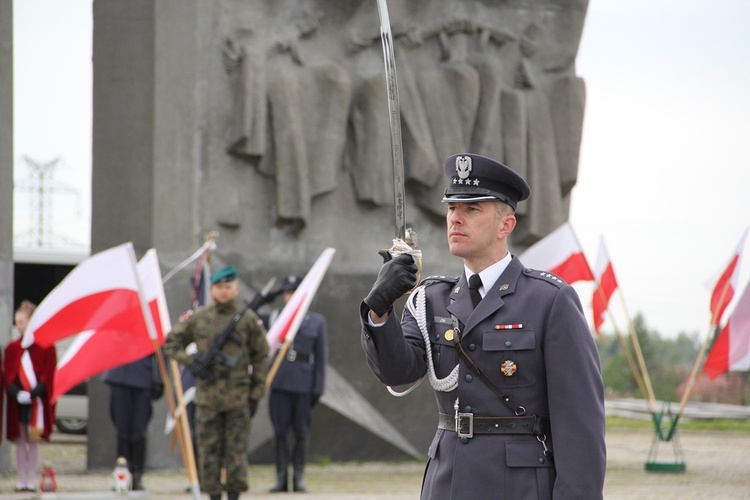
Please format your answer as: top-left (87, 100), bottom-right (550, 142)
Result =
top-left (211, 266), bottom-right (238, 284)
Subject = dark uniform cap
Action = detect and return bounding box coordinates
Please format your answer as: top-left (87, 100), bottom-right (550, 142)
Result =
top-left (211, 266), bottom-right (238, 285)
top-left (282, 275), bottom-right (302, 292)
top-left (441, 153), bottom-right (530, 210)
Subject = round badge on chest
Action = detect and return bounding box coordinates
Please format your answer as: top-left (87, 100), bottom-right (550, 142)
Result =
top-left (500, 360), bottom-right (517, 377)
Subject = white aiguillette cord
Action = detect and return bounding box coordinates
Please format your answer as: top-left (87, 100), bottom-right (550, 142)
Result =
top-left (387, 285), bottom-right (458, 397)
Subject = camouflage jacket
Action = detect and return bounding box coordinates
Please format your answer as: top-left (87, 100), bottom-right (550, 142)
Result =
top-left (164, 298), bottom-right (269, 409)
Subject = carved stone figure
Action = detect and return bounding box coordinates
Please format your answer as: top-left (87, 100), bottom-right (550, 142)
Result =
top-left (221, 0), bottom-right (588, 248)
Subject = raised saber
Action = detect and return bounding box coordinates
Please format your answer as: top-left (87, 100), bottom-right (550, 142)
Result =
top-left (376, 0), bottom-right (407, 241)
top-left (375, 0), bottom-right (422, 278)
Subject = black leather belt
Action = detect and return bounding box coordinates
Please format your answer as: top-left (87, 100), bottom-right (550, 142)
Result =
top-left (286, 349), bottom-right (314, 364)
top-left (438, 412), bottom-right (549, 438)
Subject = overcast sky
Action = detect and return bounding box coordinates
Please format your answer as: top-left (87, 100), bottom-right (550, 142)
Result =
top-left (13, 0), bottom-right (750, 338)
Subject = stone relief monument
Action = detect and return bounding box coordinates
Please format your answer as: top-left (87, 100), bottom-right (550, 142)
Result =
top-left (88, 0), bottom-right (588, 468)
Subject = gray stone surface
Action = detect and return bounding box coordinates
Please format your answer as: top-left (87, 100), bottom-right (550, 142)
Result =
top-left (0, 0), bottom-right (15, 473)
top-left (88, 0), bottom-right (589, 469)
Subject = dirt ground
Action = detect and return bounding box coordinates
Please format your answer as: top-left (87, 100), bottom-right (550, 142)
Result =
top-left (0, 428), bottom-right (748, 499)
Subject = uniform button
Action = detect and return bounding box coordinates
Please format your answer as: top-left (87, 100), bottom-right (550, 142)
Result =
top-left (538, 457), bottom-right (545, 464)
top-left (460, 437), bottom-right (469, 445)
top-left (505, 341), bottom-right (512, 347)
top-left (464, 406), bottom-right (472, 413)
top-left (468, 343), bottom-right (476, 351)
top-left (464, 374), bottom-right (473, 383)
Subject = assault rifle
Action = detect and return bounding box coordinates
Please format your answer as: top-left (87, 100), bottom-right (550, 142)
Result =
top-left (247, 277), bottom-right (283, 312)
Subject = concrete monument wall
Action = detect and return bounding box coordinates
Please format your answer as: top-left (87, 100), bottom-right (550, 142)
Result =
top-left (88, 0), bottom-right (589, 470)
top-left (0, 0), bottom-right (15, 473)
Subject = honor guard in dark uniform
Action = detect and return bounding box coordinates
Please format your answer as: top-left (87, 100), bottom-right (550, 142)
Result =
top-left (103, 354), bottom-right (164, 491)
top-left (163, 266), bottom-right (269, 500)
top-left (360, 154), bottom-right (606, 499)
top-left (267, 275), bottom-right (328, 493)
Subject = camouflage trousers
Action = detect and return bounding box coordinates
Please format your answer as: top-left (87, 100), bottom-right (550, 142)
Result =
top-left (196, 405), bottom-right (251, 495)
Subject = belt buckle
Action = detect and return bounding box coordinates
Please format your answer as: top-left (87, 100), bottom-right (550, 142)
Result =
top-left (286, 348), bottom-right (297, 362)
top-left (456, 412), bottom-right (474, 439)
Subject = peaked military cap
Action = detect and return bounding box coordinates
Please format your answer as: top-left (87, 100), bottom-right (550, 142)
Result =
top-left (441, 153), bottom-right (530, 210)
top-left (211, 266), bottom-right (238, 284)
top-left (282, 275), bottom-right (302, 292)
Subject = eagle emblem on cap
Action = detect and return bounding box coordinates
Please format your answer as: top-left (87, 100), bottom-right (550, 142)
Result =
top-left (455, 155), bottom-right (472, 180)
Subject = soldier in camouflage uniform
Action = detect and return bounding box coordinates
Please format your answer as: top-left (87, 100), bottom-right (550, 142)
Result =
top-left (164, 266), bottom-right (269, 500)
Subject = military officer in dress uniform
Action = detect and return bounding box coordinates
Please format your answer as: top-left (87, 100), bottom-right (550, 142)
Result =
top-left (267, 275), bottom-right (327, 493)
top-left (359, 153), bottom-right (606, 500)
top-left (103, 353), bottom-right (163, 491)
top-left (164, 266), bottom-right (269, 500)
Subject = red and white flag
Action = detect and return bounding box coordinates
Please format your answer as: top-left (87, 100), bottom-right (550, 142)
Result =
top-left (708, 228), bottom-right (748, 326)
top-left (266, 248), bottom-right (336, 354)
top-left (704, 278), bottom-right (750, 379)
top-left (519, 222), bottom-right (594, 284)
top-left (22, 243), bottom-right (152, 349)
top-left (591, 237), bottom-right (619, 336)
top-left (53, 248), bottom-right (169, 402)
top-left (23, 244), bottom-right (165, 403)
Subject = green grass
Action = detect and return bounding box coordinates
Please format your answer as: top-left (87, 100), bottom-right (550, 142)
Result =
top-left (607, 416), bottom-right (750, 432)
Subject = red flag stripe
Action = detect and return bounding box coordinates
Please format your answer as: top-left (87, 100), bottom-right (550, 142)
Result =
top-left (708, 228), bottom-right (748, 326)
top-left (54, 327), bottom-right (158, 401)
top-left (704, 325), bottom-right (730, 379)
top-left (549, 252), bottom-right (595, 284)
top-left (705, 277), bottom-right (750, 379)
top-left (709, 254), bottom-right (739, 326)
top-left (592, 261), bottom-right (617, 334)
top-left (32, 290), bottom-right (146, 348)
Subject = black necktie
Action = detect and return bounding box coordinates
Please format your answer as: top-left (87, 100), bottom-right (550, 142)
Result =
top-left (468, 274), bottom-right (483, 309)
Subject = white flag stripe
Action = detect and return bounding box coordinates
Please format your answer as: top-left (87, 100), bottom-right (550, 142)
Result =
top-left (594, 237), bottom-right (610, 280)
top-left (137, 248), bottom-right (172, 336)
top-left (56, 330), bottom-right (97, 369)
top-left (519, 222), bottom-right (580, 270)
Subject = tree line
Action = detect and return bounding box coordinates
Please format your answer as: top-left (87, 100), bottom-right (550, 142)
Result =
top-left (596, 314), bottom-right (750, 405)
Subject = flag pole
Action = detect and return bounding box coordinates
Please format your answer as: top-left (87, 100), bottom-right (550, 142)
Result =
top-left (677, 277), bottom-right (733, 415)
top-left (617, 291), bottom-right (657, 405)
top-left (266, 339), bottom-right (293, 390)
top-left (133, 246), bottom-right (200, 500)
top-left (593, 279), bottom-right (652, 410)
top-left (169, 356), bottom-right (201, 499)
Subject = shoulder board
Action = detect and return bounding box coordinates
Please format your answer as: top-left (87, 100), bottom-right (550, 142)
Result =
top-left (523, 268), bottom-right (566, 288)
top-left (419, 275), bottom-right (459, 287)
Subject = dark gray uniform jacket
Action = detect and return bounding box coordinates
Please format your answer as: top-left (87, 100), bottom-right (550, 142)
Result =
top-left (360, 256), bottom-right (606, 500)
top-left (270, 311), bottom-right (327, 397)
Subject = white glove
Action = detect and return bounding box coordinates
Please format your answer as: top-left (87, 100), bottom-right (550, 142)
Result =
top-left (17, 390), bottom-right (32, 405)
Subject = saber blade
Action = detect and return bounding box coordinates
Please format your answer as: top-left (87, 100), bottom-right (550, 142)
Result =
top-left (376, 0), bottom-right (406, 241)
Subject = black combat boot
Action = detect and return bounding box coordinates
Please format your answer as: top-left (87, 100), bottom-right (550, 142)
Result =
top-left (117, 439), bottom-right (130, 462)
top-left (130, 439), bottom-right (146, 490)
top-left (209, 494), bottom-right (221, 500)
top-left (227, 492), bottom-right (240, 500)
top-left (292, 438), bottom-right (308, 493)
top-left (269, 436), bottom-right (289, 493)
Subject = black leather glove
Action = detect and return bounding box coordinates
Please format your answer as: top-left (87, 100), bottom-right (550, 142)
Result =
top-left (187, 357), bottom-right (212, 379)
top-left (364, 252), bottom-right (418, 317)
top-left (248, 398), bottom-right (259, 417)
